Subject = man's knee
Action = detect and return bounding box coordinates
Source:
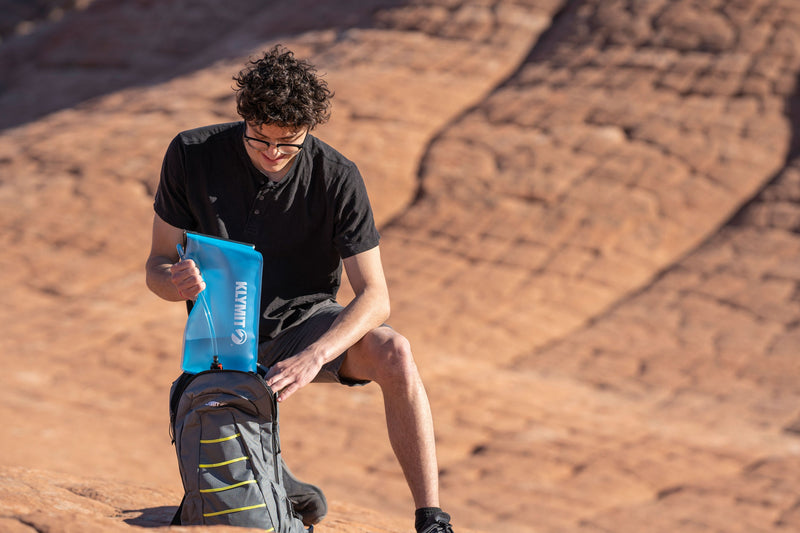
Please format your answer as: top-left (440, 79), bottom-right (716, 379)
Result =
top-left (357, 328), bottom-right (417, 384)
top-left (380, 332), bottom-right (414, 371)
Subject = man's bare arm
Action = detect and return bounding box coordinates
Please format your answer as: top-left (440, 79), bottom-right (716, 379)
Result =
top-left (265, 246), bottom-right (390, 400)
top-left (309, 245), bottom-right (390, 361)
top-left (145, 214), bottom-right (205, 302)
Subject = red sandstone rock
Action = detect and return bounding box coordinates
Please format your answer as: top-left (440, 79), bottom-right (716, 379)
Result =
top-left (1, 1), bottom-right (800, 532)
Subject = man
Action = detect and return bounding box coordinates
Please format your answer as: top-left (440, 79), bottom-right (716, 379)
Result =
top-left (145, 45), bottom-right (455, 533)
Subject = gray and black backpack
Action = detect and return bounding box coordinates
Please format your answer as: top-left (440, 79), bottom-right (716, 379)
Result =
top-left (169, 368), bottom-right (307, 532)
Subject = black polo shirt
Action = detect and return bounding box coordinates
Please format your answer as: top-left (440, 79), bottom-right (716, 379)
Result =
top-left (154, 121), bottom-right (381, 339)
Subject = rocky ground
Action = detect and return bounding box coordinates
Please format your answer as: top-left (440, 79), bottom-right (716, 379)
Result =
top-left (1, 0), bottom-right (800, 532)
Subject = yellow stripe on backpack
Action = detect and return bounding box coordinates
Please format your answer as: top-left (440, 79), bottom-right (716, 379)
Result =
top-left (200, 432), bottom-right (242, 444)
top-left (198, 456), bottom-right (249, 468)
top-left (199, 479), bottom-right (257, 493)
top-left (202, 502), bottom-right (268, 517)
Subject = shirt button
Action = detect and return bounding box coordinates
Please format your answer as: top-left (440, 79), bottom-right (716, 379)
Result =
top-left (254, 209), bottom-right (261, 215)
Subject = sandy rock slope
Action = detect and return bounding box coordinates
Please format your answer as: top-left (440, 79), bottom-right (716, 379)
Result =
top-left (1, 1), bottom-right (800, 532)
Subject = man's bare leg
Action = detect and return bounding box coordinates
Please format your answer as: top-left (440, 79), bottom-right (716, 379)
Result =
top-left (341, 327), bottom-right (440, 508)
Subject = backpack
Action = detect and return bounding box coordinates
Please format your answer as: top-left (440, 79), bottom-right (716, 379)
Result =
top-left (169, 367), bottom-right (308, 532)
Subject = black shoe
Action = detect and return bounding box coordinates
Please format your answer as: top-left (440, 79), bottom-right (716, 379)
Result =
top-left (280, 456), bottom-right (327, 526)
top-left (418, 510), bottom-right (454, 533)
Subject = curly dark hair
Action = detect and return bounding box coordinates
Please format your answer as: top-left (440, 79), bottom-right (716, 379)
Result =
top-left (233, 45), bottom-right (333, 129)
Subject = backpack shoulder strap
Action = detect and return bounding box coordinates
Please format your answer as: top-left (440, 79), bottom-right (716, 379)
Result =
top-left (169, 372), bottom-right (197, 444)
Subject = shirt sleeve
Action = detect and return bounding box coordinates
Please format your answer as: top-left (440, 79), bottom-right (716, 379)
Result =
top-left (332, 163), bottom-right (381, 258)
top-left (153, 135), bottom-right (197, 229)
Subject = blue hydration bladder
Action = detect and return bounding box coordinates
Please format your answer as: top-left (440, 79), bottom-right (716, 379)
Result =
top-left (178, 232), bottom-right (263, 374)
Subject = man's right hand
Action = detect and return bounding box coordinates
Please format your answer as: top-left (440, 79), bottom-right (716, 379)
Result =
top-left (170, 258), bottom-right (206, 301)
top-left (146, 214), bottom-right (207, 302)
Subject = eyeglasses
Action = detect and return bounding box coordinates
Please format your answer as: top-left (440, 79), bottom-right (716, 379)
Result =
top-left (243, 134), bottom-right (305, 155)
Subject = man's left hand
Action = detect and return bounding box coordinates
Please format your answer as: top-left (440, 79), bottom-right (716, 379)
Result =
top-left (265, 349), bottom-right (325, 402)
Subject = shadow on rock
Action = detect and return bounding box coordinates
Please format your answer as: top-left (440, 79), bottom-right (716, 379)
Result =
top-left (122, 506), bottom-right (177, 528)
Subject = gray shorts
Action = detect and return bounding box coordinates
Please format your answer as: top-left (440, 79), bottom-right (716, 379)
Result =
top-left (257, 301), bottom-right (370, 386)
